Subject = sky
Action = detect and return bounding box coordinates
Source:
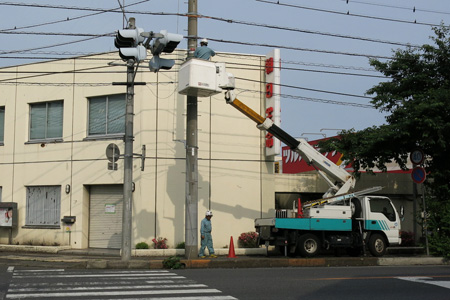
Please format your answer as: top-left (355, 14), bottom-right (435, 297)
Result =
top-left (0, 0), bottom-right (449, 140)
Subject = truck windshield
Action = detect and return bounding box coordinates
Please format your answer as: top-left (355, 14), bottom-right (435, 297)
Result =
top-left (369, 198), bottom-right (396, 222)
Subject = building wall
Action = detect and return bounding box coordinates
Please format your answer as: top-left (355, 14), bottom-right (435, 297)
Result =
top-left (0, 50), bottom-right (275, 249)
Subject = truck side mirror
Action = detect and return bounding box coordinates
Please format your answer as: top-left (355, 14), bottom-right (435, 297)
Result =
top-left (399, 205), bottom-right (405, 219)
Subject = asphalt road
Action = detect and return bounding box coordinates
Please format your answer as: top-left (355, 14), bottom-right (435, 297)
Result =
top-left (0, 265), bottom-right (449, 299)
top-left (179, 265), bottom-right (450, 300)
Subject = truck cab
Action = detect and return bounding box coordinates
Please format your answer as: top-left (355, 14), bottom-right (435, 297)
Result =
top-left (362, 196), bottom-right (402, 247)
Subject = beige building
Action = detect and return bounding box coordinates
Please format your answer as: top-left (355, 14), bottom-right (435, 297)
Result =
top-left (0, 49), bottom-right (417, 250)
top-left (0, 50), bottom-right (275, 249)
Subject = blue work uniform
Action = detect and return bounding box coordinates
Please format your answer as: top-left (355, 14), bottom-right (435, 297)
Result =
top-left (194, 46), bottom-right (216, 60)
top-left (198, 217), bottom-right (215, 256)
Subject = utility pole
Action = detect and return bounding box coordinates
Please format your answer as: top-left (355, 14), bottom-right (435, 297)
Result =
top-left (122, 18), bottom-right (136, 262)
top-left (185, 0), bottom-right (199, 259)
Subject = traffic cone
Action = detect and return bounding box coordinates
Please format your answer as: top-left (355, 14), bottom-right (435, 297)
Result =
top-left (227, 236), bottom-right (237, 258)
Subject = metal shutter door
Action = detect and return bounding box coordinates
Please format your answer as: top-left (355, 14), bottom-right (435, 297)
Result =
top-left (89, 185), bottom-right (123, 249)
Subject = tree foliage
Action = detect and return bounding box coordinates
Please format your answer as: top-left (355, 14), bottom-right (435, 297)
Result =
top-left (319, 26), bottom-right (450, 257)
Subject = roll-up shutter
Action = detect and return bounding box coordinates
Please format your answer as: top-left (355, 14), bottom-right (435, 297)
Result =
top-left (89, 185), bottom-right (123, 249)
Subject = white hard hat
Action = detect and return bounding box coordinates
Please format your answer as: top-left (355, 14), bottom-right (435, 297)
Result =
top-left (205, 210), bottom-right (213, 216)
top-left (200, 38), bottom-right (208, 45)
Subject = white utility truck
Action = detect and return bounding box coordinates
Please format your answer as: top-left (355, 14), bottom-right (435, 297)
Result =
top-left (178, 59), bottom-right (402, 257)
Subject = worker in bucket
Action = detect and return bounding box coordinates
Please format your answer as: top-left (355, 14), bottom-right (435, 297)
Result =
top-left (199, 210), bottom-right (217, 258)
top-left (194, 38), bottom-right (215, 60)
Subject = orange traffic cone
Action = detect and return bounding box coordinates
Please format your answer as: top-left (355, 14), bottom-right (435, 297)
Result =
top-left (227, 236), bottom-right (237, 258)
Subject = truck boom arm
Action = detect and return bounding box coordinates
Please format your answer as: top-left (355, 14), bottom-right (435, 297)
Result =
top-left (225, 91), bottom-right (355, 197)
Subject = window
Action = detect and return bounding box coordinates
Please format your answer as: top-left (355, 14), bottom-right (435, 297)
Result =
top-left (369, 197), bottom-right (396, 222)
top-left (26, 186), bottom-right (61, 227)
top-left (0, 106), bottom-right (4, 144)
top-left (88, 94), bottom-right (125, 136)
top-left (29, 101), bottom-right (63, 141)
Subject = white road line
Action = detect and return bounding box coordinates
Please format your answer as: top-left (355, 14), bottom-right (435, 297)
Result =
top-left (6, 288), bottom-right (222, 299)
top-left (9, 284), bottom-right (207, 292)
top-left (397, 277), bottom-right (450, 290)
top-left (12, 269), bottom-right (65, 273)
top-left (13, 270), bottom-right (167, 274)
top-left (10, 278), bottom-right (190, 287)
top-left (7, 266), bottom-right (14, 273)
top-left (12, 273), bottom-right (179, 278)
top-left (83, 297), bottom-right (238, 300)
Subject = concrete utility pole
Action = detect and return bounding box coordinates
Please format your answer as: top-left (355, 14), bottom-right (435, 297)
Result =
top-left (122, 18), bottom-right (135, 262)
top-left (185, 0), bottom-right (199, 259)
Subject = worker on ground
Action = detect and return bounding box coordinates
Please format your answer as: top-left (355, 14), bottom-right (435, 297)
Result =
top-left (199, 210), bottom-right (217, 258)
top-left (194, 38), bottom-right (215, 60)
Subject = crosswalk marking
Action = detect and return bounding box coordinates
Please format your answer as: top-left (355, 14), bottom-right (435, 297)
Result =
top-left (6, 269), bottom-right (238, 300)
top-left (397, 277), bottom-right (450, 290)
top-left (83, 297), bottom-right (237, 300)
top-left (7, 288), bottom-right (223, 298)
top-left (9, 283), bottom-right (208, 292)
top-left (10, 279), bottom-right (192, 288)
top-left (87, 297), bottom-right (238, 300)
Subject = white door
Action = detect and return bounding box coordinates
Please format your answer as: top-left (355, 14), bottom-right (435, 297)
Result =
top-left (365, 196), bottom-right (400, 245)
top-left (89, 185), bottom-right (123, 249)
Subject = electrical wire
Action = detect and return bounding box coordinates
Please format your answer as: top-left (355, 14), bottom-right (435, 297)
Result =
top-left (234, 88), bottom-right (375, 109)
top-left (0, 0), bottom-right (151, 32)
top-left (235, 76), bottom-right (372, 99)
top-left (208, 37), bottom-right (393, 59)
top-left (255, 0), bottom-right (441, 27)
top-left (0, 36), bottom-right (104, 55)
top-left (0, 2), bottom-right (427, 48)
top-left (339, 0), bottom-right (450, 16)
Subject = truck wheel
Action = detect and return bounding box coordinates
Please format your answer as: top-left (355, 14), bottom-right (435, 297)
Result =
top-left (298, 234), bottom-right (320, 257)
top-left (351, 198), bottom-right (362, 218)
top-left (368, 234), bottom-right (387, 257)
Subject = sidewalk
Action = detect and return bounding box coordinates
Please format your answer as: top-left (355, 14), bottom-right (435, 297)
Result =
top-left (0, 245), bottom-right (447, 269)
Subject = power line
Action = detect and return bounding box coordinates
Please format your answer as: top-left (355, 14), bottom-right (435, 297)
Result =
top-left (339, 0), bottom-right (450, 16)
top-left (225, 61), bottom-right (385, 78)
top-left (0, 31), bottom-right (114, 37)
top-left (216, 53), bottom-right (377, 72)
top-left (0, 2), bottom-right (426, 48)
top-left (0, 0), bottom-right (151, 32)
top-left (0, 81), bottom-right (375, 109)
top-left (208, 37), bottom-right (393, 59)
top-left (0, 36), bottom-right (104, 55)
top-left (255, 0), bottom-right (441, 27)
top-left (0, 31), bottom-right (396, 60)
top-left (235, 76), bottom-right (372, 99)
top-left (204, 15), bottom-right (420, 48)
top-left (235, 88), bottom-right (375, 109)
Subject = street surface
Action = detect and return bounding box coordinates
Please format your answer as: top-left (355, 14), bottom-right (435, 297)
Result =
top-left (0, 265), bottom-right (449, 299)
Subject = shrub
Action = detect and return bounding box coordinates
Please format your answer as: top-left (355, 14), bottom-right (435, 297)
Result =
top-left (175, 241), bottom-right (185, 249)
top-left (400, 231), bottom-right (415, 247)
top-left (238, 231), bottom-right (259, 248)
top-left (135, 242), bottom-right (149, 249)
top-left (162, 256), bottom-right (185, 269)
top-left (152, 237), bottom-right (168, 249)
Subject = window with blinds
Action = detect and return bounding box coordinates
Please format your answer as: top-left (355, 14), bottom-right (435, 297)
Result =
top-left (25, 186), bottom-right (61, 227)
top-left (29, 101), bottom-right (63, 141)
top-left (88, 94), bottom-right (125, 137)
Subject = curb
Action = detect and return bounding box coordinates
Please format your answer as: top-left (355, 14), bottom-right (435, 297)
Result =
top-left (0, 245), bottom-right (71, 254)
top-left (0, 245), bottom-right (266, 257)
top-left (378, 257), bottom-right (446, 266)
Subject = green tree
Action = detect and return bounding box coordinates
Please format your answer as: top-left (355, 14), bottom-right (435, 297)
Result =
top-left (320, 25), bottom-right (450, 257)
